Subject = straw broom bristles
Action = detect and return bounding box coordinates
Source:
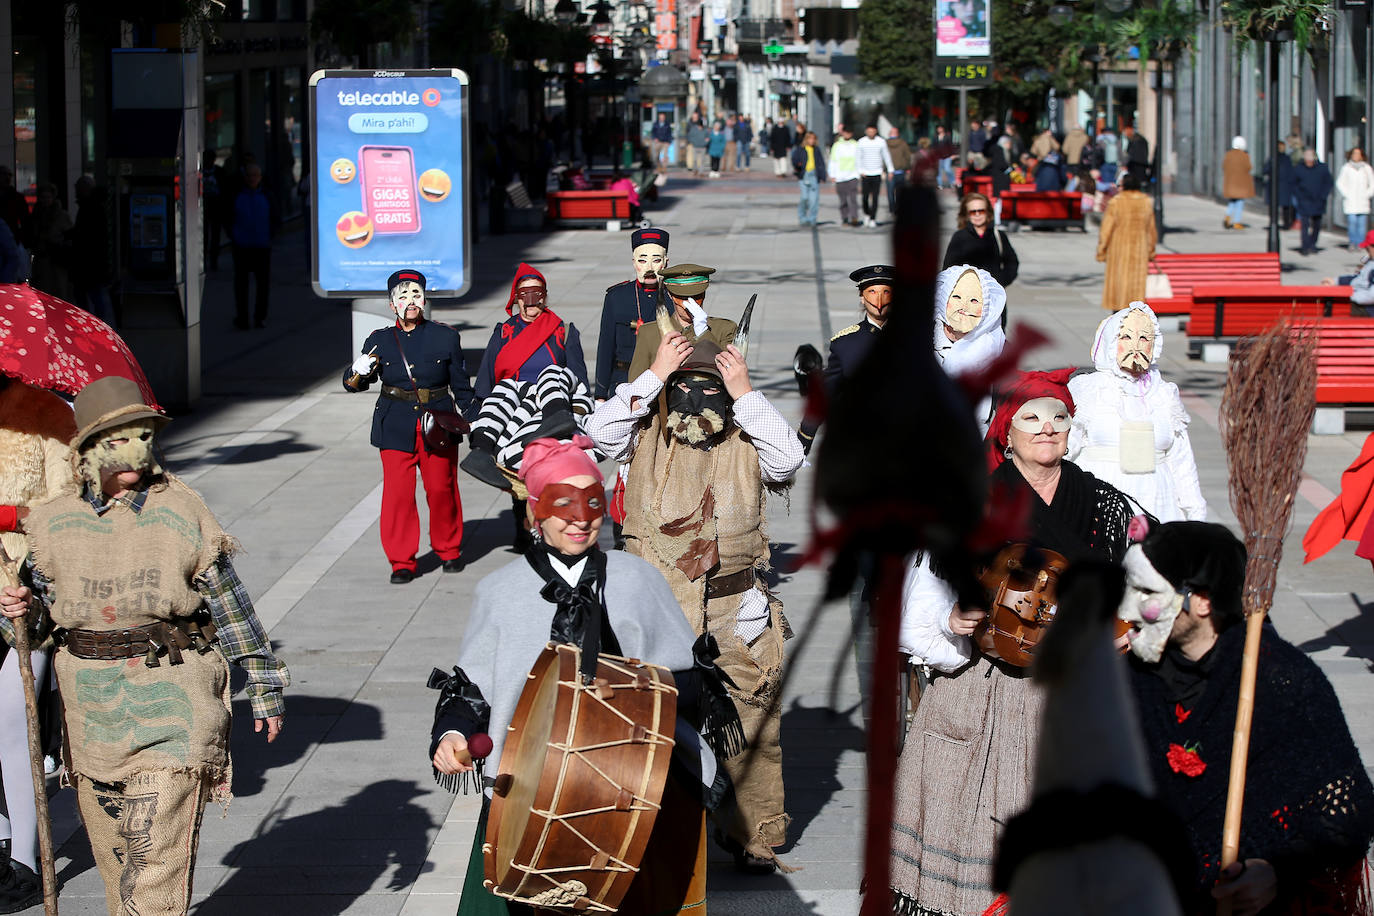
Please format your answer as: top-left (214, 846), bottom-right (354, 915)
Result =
top-left (1214, 321), bottom-right (1316, 914)
top-left (1219, 322), bottom-right (1316, 615)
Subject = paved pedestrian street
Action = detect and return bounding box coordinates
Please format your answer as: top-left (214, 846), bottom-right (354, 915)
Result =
top-left (22, 168), bottom-right (1374, 914)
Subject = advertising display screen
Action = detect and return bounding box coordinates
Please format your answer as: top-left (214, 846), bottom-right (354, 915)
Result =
top-left (934, 0), bottom-right (991, 58)
top-left (309, 69), bottom-right (470, 297)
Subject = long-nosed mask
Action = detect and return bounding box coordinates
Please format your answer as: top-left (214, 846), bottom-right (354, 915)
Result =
top-left (1119, 545), bottom-right (1186, 663)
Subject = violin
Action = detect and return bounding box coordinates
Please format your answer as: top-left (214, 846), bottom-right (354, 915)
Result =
top-left (974, 544), bottom-right (1131, 667)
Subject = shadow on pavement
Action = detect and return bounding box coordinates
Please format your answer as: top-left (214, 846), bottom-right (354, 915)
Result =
top-left (195, 779), bottom-right (435, 912)
top-left (227, 693), bottom-right (383, 800)
top-left (1292, 594), bottom-right (1374, 675)
top-left (781, 698), bottom-right (864, 849)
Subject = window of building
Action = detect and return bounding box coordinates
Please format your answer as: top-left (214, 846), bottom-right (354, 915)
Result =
top-left (205, 73), bottom-right (239, 166)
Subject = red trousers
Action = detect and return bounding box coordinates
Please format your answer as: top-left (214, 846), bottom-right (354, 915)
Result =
top-left (379, 422), bottom-right (463, 572)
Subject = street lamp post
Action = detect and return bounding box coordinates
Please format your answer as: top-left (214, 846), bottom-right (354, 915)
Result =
top-left (1153, 53), bottom-right (1166, 241)
top-left (1266, 38), bottom-right (1281, 253)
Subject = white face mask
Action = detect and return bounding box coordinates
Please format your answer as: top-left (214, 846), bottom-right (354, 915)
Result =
top-left (1119, 545), bottom-right (1186, 663)
top-left (944, 270), bottom-right (984, 333)
top-left (390, 281), bottom-right (425, 319)
top-left (1009, 397), bottom-right (1072, 434)
top-left (633, 245), bottom-right (667, 285)
top-left (1116, 310), bottom-right (1155, 374)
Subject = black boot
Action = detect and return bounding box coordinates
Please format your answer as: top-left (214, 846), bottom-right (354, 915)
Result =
top-left (612, 521), bottom-right (626, 551)
top-left (460, 429), bottom-right (510, 490)
top-left (0, 840), bottom-right (42, 915)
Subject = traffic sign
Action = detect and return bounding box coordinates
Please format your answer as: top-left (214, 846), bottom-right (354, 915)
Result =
top-left (763, 42), bottom-right (785, 54)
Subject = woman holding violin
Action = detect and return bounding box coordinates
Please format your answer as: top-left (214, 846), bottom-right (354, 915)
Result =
top-left (890, 369), bottom-right (1137, 916)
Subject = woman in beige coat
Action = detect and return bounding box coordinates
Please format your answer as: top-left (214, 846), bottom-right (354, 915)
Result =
top-left (1222, 136), bottom-right (1256, 229)
top-left (1095, 173), bottom-right (1157, 311)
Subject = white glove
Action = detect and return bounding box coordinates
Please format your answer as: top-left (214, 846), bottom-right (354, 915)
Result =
top-left (351, 353), bottom-right (378, 376)
top-left (682, 297), bottom-right (710, 337)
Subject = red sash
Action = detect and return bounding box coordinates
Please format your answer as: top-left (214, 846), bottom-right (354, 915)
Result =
top-left (493, 309), bottom-right (563, 383)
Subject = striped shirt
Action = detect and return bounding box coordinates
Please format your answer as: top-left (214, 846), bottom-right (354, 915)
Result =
top-left (856, 135), bottom-right (895, 176)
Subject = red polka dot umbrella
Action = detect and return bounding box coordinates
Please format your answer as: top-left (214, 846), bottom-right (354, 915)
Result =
top-left (0, 283), bottom-right (161, 410)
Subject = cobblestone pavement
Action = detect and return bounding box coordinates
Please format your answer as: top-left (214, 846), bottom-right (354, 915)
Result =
top-left (21, 163), bottom-right (1373, 914)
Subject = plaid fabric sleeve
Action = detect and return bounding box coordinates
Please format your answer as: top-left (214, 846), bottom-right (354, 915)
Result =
top-left (194, 556), bottom-right (290, 720)
top-left (0, 561), bottom-right (56, 647)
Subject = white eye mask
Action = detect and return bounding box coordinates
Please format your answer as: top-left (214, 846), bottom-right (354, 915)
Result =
top-left (1119, 545), bottom-right (1186, 663)
top-left (1009, 397), bottom-right (1072, 434)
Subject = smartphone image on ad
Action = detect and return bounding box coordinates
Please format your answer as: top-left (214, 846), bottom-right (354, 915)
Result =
top-left (359, 145), bottom-right (421, 235)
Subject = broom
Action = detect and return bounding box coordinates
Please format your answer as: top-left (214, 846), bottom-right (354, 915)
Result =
top-left (0, 544), bottom-right (58, 916)
top-left (1215, 322), bottom-right (1316, 916)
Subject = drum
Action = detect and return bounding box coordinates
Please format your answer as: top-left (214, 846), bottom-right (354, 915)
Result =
top-left (483, 642), bottom-right (678, 912)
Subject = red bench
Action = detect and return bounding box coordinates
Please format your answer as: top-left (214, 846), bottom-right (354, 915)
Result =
top-left (1292, 319), bottom-right (1374, 434)
top-left (1186, 284), bottom-right (1358, 359)
top-left (545, 189), bottom-right (633, 227)
top-left (999, 190), bottom-right (1086, 231)
top-left (1146, 252), bottom-right (1281, 317)
top-left (957, 175), bottom-right (994, 199)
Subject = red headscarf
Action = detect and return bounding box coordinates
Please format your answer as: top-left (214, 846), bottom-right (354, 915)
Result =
top-left (504, 262), bottom-right (547, 315)
top-left (985, 368), bottom-right (1077, 471)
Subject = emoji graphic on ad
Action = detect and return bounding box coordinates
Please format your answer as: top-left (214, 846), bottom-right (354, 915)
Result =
top-left (336, 211), bottom-right (374, 248)
top-left (418, 168), bottom-right (451, 202)
top-left (330, 158), bottom-right (356, 183)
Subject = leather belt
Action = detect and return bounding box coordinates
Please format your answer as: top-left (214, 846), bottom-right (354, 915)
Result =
top-left (382, 384), bottom-right (449, 404)
top-left (57, 617), bottom-right (219, 668)
top-left (706, 567), bottom-right (756, 600)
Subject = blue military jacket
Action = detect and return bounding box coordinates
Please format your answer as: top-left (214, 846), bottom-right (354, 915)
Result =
top-left (595, 280), bottom-right (659, 398)
top-left (800, 317), bottom-right (882, 440)
top-left (343, 319), bottom-right (476, 452)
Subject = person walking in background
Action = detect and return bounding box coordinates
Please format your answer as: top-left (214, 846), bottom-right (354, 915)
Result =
top-left (1096, 123), bottom-right (1120, 184)
top-left (707, 120), bottom-right (728, 177)
top-left (1336, 147), bottom-right (1374, 250)
top-left (226, 163), bottom-right (277, 329)
top-left (1294, 147), bottom-right (1334, 255)
top-left (27, 182), bottom-right (71, 299)
top-left (792, 120), bottom-right (807, 151)
top-left (0, 166), bottom-right (30, 251)
top-left (1122, 123), bottom-right (1150, 185)
top-left (934, 124), bottom-right (957, 189)
top-left (0, 212), bottom-right (22, 283)
top-left (829, 125), bottom-right (861, 227)
top-left (735, 115), bottom-right (753, 171)
top-left (856, 124), bottom-right (893, 227)
top-left (1266, 140), bottom-right (1297, 231)
top-left (70, 176), bottom-right (113, 325)
top-left (1062, 124), bottom-right (1089, 167)
top-left (686, 114), bottom-right (709, 176)
top-left (792, 130), bottom-right (827, 226)
top-left (943, 192), bottom-right (1018, 288)
top-left (1028, 126), bottom-right (1057, 160)
top-left (885, 127), bottom-right (913, 213)
top-left (650, 112), bottom-right (673, 176)
top-left (770, 118), bottom-right (792, 178)
top-left (968, 118), bottom-right (987, 155)
top-left (1221, 136), bottom-right (1256, 230)
top-left (1095, 172), bottom-right (1156, 310)
top-left (723, 115), bottom-right (738, 174)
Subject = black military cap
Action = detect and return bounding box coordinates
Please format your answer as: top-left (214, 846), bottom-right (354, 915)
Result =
top-left (849, 264), bottom-right (895, 289)
top-left (386, 269), bottom-right (427, 295)
top-left (631, 227), bottom-right (670, 250)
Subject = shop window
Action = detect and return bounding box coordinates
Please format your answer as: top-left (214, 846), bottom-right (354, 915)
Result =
top-left (205, 73), bottom-right (239, 166)
top-left (13, 38), bottom-right (37, 197)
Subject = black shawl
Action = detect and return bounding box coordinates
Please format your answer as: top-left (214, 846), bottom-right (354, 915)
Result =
top-left (991, 458), bottom-right (1134, 563)
top-left (1129, 620), bottom-right (1374, 910)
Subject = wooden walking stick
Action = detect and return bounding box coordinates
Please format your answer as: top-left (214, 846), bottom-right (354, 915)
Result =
top-left (0, 546), bottom-right (59, 916)
top-left (1215, 323), bottom-right (1316, 916)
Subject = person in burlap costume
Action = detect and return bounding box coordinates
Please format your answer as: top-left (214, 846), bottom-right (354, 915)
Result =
top-left (0, 377), bottom-right (76, 911)
top-left (585, 325), bottom-right (805, 873)
top-left (0, 376), bottom-right (288, 916)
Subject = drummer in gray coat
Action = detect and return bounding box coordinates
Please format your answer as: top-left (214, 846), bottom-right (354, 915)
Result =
top-left (429, 436), bottom-right (740, 915)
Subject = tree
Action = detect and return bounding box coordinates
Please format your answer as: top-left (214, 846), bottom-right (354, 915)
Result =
top-left (311, 0), bottom-right (418, 67)
top-left (857, 0), bottom-right (935, 92)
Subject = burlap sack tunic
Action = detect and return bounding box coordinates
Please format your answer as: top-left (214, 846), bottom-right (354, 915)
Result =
top-left (25, 476), bottom-right (236, 794)
top-left (623, 413), bottom-right (790, 849)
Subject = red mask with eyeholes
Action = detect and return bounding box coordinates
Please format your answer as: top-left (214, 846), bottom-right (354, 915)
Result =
top-left (530, 483), bottom-right (605, 522)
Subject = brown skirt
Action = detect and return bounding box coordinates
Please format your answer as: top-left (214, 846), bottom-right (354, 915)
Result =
top-left (889, 656), bottom-right (1044, 916)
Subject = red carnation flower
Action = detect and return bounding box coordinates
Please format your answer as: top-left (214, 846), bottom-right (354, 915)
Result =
top-left (1167, 742), bottom-right (1207, 778)
top-left (1175, 703), bottom-right (1192, 724)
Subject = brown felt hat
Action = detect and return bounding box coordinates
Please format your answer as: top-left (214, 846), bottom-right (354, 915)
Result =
top-left (672, 338), bottom-right (725, 382)
top-left (72, 377), bottom-right (169, 451)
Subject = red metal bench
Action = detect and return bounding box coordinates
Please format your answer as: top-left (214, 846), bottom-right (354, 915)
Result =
top-left (1146, 252), bottom-right (1281, 317)
top-left (1186, 284), bottom-right (1358, 360)
top-left (546, 189), bottom-right (633, 227)
top-left (957, 175), bottom-right (994, 199)
top-left (998, 190), bottom-right (1086, 230)
top-left (1292, 319), bottom-right (1374, 434)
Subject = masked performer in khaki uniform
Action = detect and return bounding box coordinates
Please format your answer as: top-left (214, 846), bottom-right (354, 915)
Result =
top-left (625, 264), bottom-right (738, 383)
top-left (585, 319), bottom-right (805, 872)
top-left (0, 377), bottom-right (288, 916)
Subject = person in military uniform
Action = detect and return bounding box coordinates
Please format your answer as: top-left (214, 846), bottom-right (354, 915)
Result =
top-left (344, 269), bottom-right (476, 584)
top-left (626, 263), bottom-right (739, 383)
top-left (596, 227), bottom-right (670, 401)
top-left (796, 264), bottom-right (893, 454)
